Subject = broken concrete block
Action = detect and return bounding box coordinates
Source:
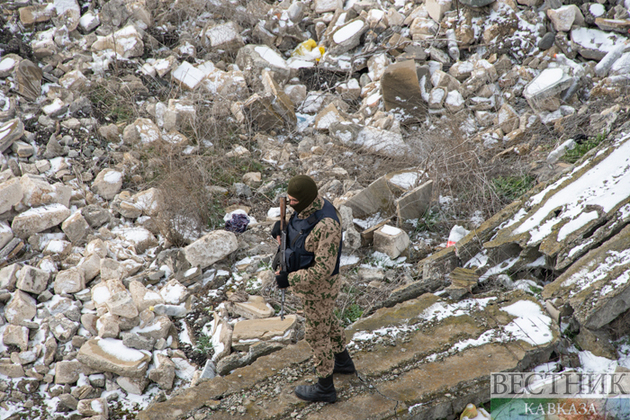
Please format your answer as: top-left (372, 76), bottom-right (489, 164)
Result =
top-left (20, 174), bottom-right (71, 208)
top-left (106, 291), bottom-right (139, 319)
top-left (315, 0), bottom-right (342, 13)
top-left (19, 5), bottom-right (54, 26)
top-left (92, 169), bottom-right (123, 200)
top-left (344, 176), bottom-right (395, 219)
top-left (117, 375), bottom-right (148, 395)
top-left (315, 103), bottom-right (345, 131)
top-left (426, 0), bottom-right (452, 23)
top-left (232, 315), bottom-right (297, 351)
top-left (261, 70), bottom-right (296, 126)
top-left (62, 210), bottom-right (90, 245)
top-left (523, 67), bottom-right (573, 112)
top-left (543, 223), bottom-right (630, 330)
top-left (0, 177), bottom-right (23, 214)
top-left (204, 21), bottom-right (244, 51)
top-left (11, 204), bottom-right (71, 238)
top-left (148, 353), bottom-right (176, 390)
top-left (0, 263), bottom-right (21, 291)
top-left (496, 103), bottom-right (520, 134)
top-left (129, 280), bottom-right (164, 312)
top-left (122, 118), bottom-right (162, 146)
top-left (54, 267), bottom-right (86, 294)
top-left (236, 44), bottom-right (290, 92)
top-left (16, 59), bottom-right (42, 102)
top-left (230, 295), bottom-right (275, 319)
top-left (395, 180), bottom-right (433, 223)
top-left (547, 5), bottom-right (584, 32)
top-left (327, 17), bottom-right (368, 56)
top-left (91, 25), bottom-right (144, 58)
top-left (240, 94), bottom-right (287, 132)
top-left (16, 264), bottom-right (50, 294)
top-left (5, 290), bottom-right (37, 324)
top-left (77, 398), bottom-right (108, 417)
top-left (184, 230), bottom-right (238, 269)
top-left (0, 119), bottom-right (25, 154)
top-left (373, 224), bottom-right (411, 259)
top-left (381, 60), bottom-right (426, 121)
top-left (2, 324), bottom-right (29, 351)
top-left (78, 338), bottom-right (151, 379)
top-left (172, 61), bottom-right (206, 90)
top-left (163, 99), bottom-right (196, 132)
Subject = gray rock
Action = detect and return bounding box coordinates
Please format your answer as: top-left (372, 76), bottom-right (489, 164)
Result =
top-left (49, 313), bottom-right (79, 342)
top-left (16, 265), bottom-right (50, 294)
top-left (54, 268), bottom-right (86, 295)
top-left (184, 230), bottom-right (238, 269)
top-left (16, 60), bottom-right (42, 102)
top-left (92, 169), bottom-right (123, 200)
top-left (0, 178), bottom-right (23, 214)
top-left (81, 204), bottom-right (111, 228)
top-left (12, 203), bottom-right (71, 239)
top-left (2, 324), bottom-right (29, 351)
top-left (147, 353), bottom-right (176, 390)
top-left (55, 360), bottom-right (84, 384)
top-left (0, 263), bottom-right (21, 291)
top-left (122, 331), bottom-right (156, 351)
top-left (538, 32), bottom-right (555, 50)
top-left (0, 119), bottom-right (25, 154)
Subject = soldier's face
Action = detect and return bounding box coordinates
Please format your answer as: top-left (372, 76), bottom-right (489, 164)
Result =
top-left (288, 195), bottom-right (299, 210)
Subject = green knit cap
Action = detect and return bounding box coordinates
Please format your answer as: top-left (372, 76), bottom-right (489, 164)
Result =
top-left (287, 175), bottom-right (318, 213)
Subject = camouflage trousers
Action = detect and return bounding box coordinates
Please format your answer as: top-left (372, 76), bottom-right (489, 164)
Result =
top-left (299, 278), bottom-right (346, 378)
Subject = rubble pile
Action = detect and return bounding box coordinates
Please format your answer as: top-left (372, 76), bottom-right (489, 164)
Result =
top-left (1, 0), bottom-right (630, 418)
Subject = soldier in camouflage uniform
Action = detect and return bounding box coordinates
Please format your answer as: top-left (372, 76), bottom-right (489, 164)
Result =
top-left (273, 175), bottom-right (356, 403)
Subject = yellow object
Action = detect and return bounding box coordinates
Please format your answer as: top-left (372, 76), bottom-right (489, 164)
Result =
top-left (460, 403), bottom-right (478, 420)
top-left (149, 306), bottom-right (154, 311)
top-left (291, 39), bottom-right (325, 61)
top-left (292, 39), bottom-right (317, 57)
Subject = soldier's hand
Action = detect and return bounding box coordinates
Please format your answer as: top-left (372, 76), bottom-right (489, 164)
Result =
top-left (271, 221), bottom-right (281, 239)
top-left (275, 271), bottom-right (289, 289)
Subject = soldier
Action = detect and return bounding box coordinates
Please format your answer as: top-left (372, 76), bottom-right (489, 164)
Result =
top-left (273, 175), bottom-right (356, 403)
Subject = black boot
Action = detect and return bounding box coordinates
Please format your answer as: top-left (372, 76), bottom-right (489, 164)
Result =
top-left (295, 375), bottom-right (336, 403)
top-left (333, 349), bottom-right (356, 374)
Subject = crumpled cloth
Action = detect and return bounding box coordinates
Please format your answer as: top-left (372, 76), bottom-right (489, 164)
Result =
top-left (225, 213), bottom-right (250, 233)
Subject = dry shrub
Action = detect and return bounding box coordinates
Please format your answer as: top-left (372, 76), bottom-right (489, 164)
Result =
top-left (146, 144), bottom-right (220, 246)
top-left (153, 0), bottom-right (260, 61)
top-left (135, 95), bottom-right (273, 245)
top-left (406, 114), bottom-right (531, 225)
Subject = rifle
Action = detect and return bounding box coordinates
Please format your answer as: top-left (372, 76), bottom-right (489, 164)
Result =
top-left (279, 196), bottom-right (287, 321)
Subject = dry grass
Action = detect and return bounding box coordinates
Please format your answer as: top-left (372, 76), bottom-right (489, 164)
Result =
top-left (126, 92), bottom-right (278, 245)
top-left (401, 114), bottom-right (532, 230)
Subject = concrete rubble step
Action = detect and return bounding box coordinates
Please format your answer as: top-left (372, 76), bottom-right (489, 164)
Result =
top-left (138, 290), bottom-right (558, 420)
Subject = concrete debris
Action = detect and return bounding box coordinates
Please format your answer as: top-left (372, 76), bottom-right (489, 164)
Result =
top-left (1, 0), bottom-right (630, 418)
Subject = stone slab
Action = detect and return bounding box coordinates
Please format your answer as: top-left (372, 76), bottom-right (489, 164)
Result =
top-left (543, 223), bottom-right (630, 330)
top-left (138, 291), bottom-right (558, 420)
top-left (395, 180), bottom-right (433, 222)
top-left (344, 176), bottom-right (395, 219)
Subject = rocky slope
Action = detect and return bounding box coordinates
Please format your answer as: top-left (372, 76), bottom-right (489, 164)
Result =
top-left (2, 0), bottom-right (630, 419)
